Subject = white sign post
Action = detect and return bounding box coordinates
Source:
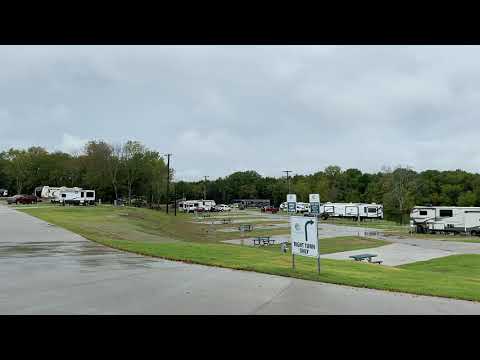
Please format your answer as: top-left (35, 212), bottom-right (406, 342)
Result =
top-left (290, 215), bottom-right (320, 273)
top-left (287, 194), bottom-right (297, 214)
top-left (309, 193), bottom-right (320, 215)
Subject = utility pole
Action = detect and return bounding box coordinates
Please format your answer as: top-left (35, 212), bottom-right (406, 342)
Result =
top-left (203, 176), bottom-right (209, 199)
top-left (165, 153), bottom-right (172, 214)
top-left (283, 170), bottom-right (292, 193)
top-left (174, 181), bottom-right (177, 216)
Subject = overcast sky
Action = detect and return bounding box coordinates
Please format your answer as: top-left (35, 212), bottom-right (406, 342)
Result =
top-left (1, 45), bottom-right (479, 180)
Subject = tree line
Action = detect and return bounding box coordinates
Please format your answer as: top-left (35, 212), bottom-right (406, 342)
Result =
top-left (0, 140), bottom-right (169, 206)
top-left (1, 141), bottom-right (480, 213)
top-left (176, 166), bottom-right (480, 214)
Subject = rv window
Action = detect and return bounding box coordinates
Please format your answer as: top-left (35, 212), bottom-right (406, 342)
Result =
top-left (364, 207), bottom-right (367, 212)
top-left (419, 210), bottom-right (428, 216)
top-left (439, 209), bottom-right (453, 217)
top-left (81, 192), bottom-right (85, 197)
top-left (62, 194), bottom-right (66, 198)
top-left (368, 208), bottom-right (377, 213)
top-left (86, 192), bottom-right (94, 197)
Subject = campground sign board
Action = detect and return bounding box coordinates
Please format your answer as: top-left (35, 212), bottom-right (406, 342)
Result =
top-left (290, 216), bottom-right (319, 258)
top-left (309, 193), bottom-right (320, 215)
top-left (287, 194), bottom-right (297, 213)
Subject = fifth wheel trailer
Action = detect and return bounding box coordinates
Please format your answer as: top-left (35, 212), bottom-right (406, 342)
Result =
top-left (319, 203), bottom-right (384, 220)
top-left (57, 189), bottom-right (96, 205)
top-left (178, 200), bottom-right (216, 213)
top-left (410, 206), bottom-right (480, 235)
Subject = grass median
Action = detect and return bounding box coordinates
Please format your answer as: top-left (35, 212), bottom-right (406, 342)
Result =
top-left (18, 205), bottom-right (480, 302)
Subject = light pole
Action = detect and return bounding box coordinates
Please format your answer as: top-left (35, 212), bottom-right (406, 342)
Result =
top-left (165, 153), bottom-right (172, 214)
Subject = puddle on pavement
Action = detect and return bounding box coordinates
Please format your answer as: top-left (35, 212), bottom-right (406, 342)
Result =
top-left (0, 241), bottom-right (118, 258)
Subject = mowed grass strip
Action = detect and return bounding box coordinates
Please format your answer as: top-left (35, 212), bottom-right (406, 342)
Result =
top-left (260, 236), bottom-right (389, 255)
top-left (19, 205), bottom-right (480, 302)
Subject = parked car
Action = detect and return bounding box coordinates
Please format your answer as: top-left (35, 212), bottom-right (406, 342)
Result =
top-left (215, 204), bottom-right (231, 212)
top-left (7, 195), bottom-right (22, 204)
top-left (7, 194), bottom-right (38, 205)
top-left (261, 206), bottom-right (279, 214)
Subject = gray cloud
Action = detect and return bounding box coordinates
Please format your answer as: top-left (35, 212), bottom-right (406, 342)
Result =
top-left (0, 45), bottom-right (479, 180)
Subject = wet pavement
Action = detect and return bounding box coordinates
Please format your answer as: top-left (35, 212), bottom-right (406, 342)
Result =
top-left (2, 204), bottom-right (480, 314)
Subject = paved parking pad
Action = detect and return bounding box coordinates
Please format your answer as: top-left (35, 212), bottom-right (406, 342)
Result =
top-left (320, 243), bottom-right (458, 266)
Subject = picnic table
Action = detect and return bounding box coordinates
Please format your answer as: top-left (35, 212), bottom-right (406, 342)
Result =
top-left (239, 224), bottom-right (253, 232)
top-left (349, 253), bottom-right (383, 264)
top-left (253, 236), bottom-right (275, 246)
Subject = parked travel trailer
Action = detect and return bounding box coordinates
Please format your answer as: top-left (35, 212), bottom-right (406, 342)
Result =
top-left (410, 206), bottom-right (480, 235)
top-left (178, 200), bottom-right (216, 213)
top-left (57, 188), bottom-right (95, 205)
top-left (35, 186), bottom-right (71, 200)
top-left (319, 202), bottom-right (384, 220)
top-left (279, 202), bottom-right (310, 213)
top-left (232, 199), bottom-right (270, 208)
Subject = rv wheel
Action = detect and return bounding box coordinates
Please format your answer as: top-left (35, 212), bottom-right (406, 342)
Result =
top-left (471, 230), bottom-right (478, 237)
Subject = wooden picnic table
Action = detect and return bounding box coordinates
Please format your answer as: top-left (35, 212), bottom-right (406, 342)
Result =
top-left (253, 236), bottom-right (275, 246)
top-left (349, 253), bottom-right (382, 264)
top-left (239, 224), bottom-right (253, 232)
top-left (349, 254), bottom-right (377, 262)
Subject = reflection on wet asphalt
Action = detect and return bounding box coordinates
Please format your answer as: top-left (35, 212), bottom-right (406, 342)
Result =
top-left (0, 238), bottom-right (165, 269)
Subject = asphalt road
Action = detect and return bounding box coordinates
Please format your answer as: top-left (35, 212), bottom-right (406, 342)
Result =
top-left (1, 204), bottom-right (480, 314)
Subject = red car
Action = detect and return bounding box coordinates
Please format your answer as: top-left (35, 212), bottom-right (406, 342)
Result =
top-left (261, 206), bottom-right (279, 214)
top-left (7, 194), bottom-right (38, 205)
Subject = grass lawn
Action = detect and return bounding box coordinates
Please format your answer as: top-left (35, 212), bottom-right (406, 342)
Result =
top-left (384, 229), bottom-right (480, 243)
top-left (260, 236), bottom-right (388, 255)
top-left (18, 205), bottom-right (480, 302)
top-left (320, 218), bottom-right (407, 231)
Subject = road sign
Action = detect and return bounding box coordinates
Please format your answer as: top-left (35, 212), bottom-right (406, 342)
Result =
top-left (290, 216), bottom-right (319, 258)
top-left (309, 193), bottom-right (320, 215)
top-left (290, 216), bottom-right (320, 273)
top-left (287, 194), bottom-right (297, 213)
top-left (310, 203), bottom-right (320, 214)
top-left (287, 194), bottom-right (297, 202)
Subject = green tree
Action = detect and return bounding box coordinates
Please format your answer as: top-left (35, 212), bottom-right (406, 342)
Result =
top-left (458, 191), bottom-right (477, 206)
top-left (122, 141), bottom-right (146, 204)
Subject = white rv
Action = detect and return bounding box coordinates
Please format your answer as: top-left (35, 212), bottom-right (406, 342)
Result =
top-left (410, 206), bottom-right (480, 235)
top-left (0, 189), bottom-right (8, 197)
top-left (178, 199), bottom-right (216, 213)
top-left (57, 188), bottom-right (95, 205)
top-left (279, 202), bottom-right (310, 213)
top-left (35, 186), bottom-right (74, 201)
top-left (319, 202), bottom-right (384, 220)
top-left (296, 202), bottom-right (310, 213)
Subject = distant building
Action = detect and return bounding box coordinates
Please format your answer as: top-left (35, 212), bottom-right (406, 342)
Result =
top-left (232, 199), bottom-right (270, 208)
